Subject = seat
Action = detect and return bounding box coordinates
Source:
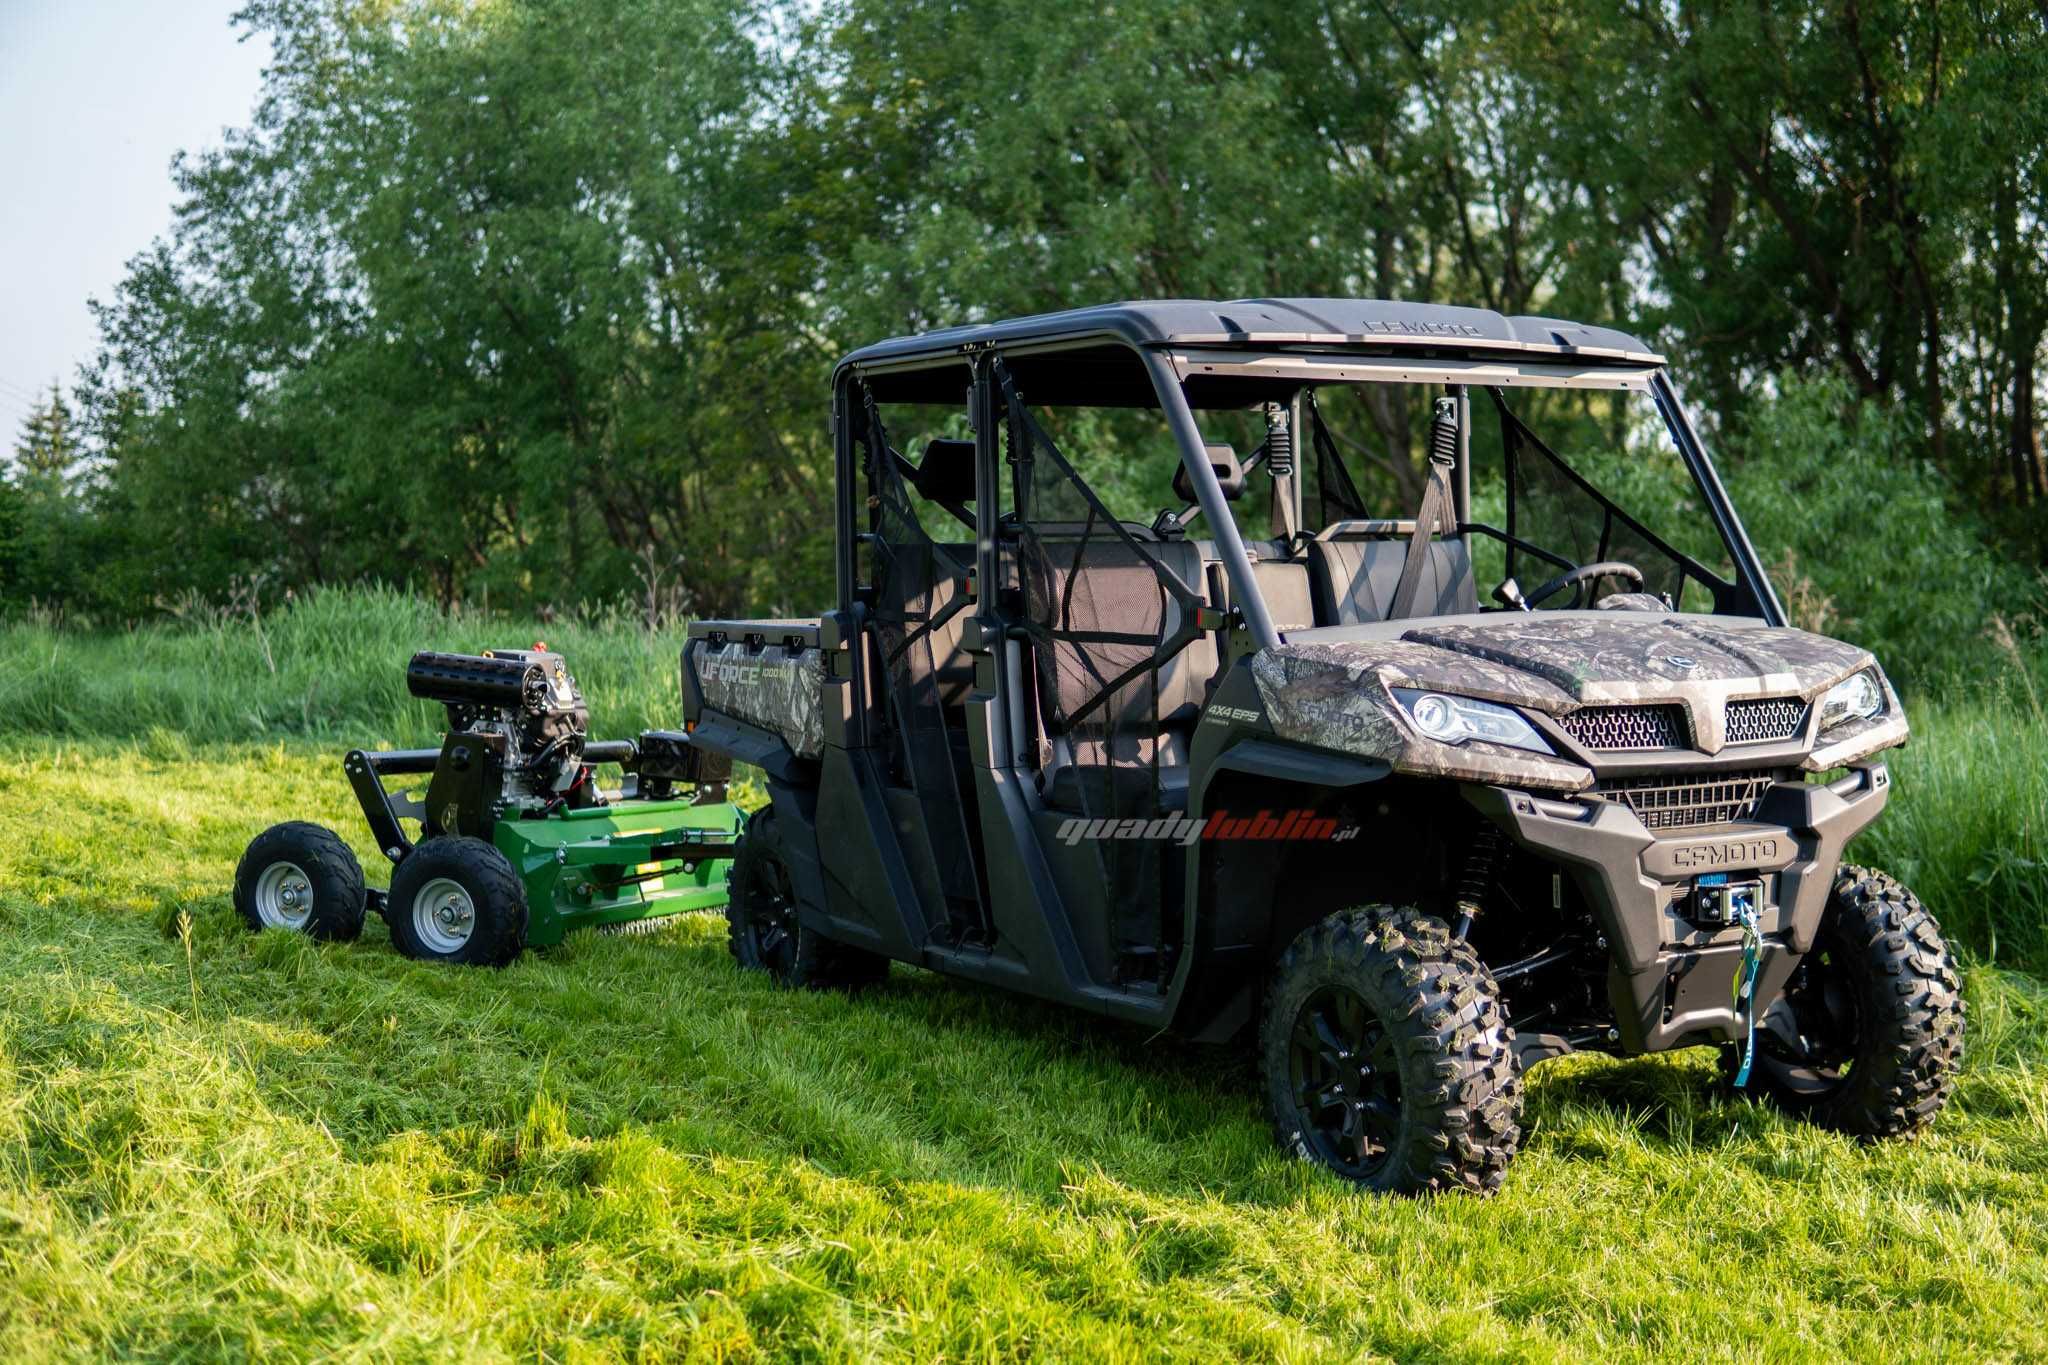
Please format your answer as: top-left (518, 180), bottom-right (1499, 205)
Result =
top-left (922, 544), bottom-right (977, 707)
top-left (1306, 534), bottom-right (1478, 624)
top-left (910, 438), bottom-right (976, 509)
top-left (1214, 540), bottom-right (1317, 634)
top-left (871, 439), bottom-right (977, 711)
top-left (1027, 537), bottom-right (1220, 814)
top-left (1044, 752), bottom-right (1193, 813)
top-left (1171, 443), bottom-right (1245, 504)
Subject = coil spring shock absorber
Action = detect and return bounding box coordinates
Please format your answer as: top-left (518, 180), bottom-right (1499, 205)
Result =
top-left (1263, 402), bottom-right (1294, 476)
top-left (1453, 823), bottom-right (1504, 940)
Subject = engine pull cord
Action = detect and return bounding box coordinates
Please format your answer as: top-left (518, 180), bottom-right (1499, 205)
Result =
top-left (1732, 900), bottom-right (1763, 1086)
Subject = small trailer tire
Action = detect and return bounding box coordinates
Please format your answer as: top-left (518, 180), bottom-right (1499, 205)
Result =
top-left (234, 822), bottom-right (368, 942)
top-left (387, 836), bottom-right (530, 967)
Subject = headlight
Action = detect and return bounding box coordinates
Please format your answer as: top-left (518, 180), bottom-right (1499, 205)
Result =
top-left (1818, 669), bottom-right (1886, 731)
top-left (1392, 688), bottom-right (1555, 755)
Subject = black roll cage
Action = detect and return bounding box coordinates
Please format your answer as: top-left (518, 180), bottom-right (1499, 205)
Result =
top-left (830, 334), bottom-right (1785, 754)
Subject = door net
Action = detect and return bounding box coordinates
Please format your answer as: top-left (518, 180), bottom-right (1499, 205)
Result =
top-left (995, 360), bottom-right (1212, 973)
top-left (857, 386), bottom-right (983, 925)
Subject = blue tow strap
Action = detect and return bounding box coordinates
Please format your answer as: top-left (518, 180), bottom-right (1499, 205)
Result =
top-left (1732, 901), bottom-right (1763, 1086)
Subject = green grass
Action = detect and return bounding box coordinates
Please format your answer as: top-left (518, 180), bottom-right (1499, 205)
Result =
top-left (2, 590), bottom-right (2047, 1357)
top-left (3, 738), bottom-right (2048, 1360)
top-left (1856, 684), bottom-right (2048, 971)
top-left (0, 585), bottom-right (692, 748)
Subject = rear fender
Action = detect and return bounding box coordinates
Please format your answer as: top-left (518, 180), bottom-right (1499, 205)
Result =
top-left (686, 712), bottom-right (814, 787)
top-left (754, 779), bottom-right (834, 933)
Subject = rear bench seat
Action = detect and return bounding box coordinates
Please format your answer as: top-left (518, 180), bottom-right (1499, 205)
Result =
top-left (923, 544), bottom-right (977, 706)
top-left (1033, 536), bottom-right (1222, 814)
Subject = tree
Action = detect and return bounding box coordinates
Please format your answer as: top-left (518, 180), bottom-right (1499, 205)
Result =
top-left (54, 0), bottom-right (2048, 628)
top-left (82, 0), bottom-right (833, 616)
top-left (1, 386), bottom-right (90, 608)
top-left (10, 386), bottom-right (80, 489)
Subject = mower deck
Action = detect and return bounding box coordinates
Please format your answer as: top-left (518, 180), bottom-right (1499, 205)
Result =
top-left (492, 798), bottom-right (743, 946)
top-left (237, 647), bottom-right (740, 966)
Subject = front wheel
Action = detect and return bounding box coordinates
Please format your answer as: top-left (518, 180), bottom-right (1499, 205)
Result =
top-left (387, 837), bottom-right (529, 967)
top-left (1259, 907), bottom-right (1522, 1195)
top-left (234, 822), bottom-right (366, 941)
top-left (1726, 866), bottom-right (1963, 1139)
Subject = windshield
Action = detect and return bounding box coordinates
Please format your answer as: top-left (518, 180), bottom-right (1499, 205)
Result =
top-left (1171, 367), bottom-right (1752, 626)
top-left (1297, 380), bottom-right (1739, 613)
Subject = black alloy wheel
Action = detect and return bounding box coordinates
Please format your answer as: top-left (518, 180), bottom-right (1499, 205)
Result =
top-left (1287, 983), bottom-right (1405, 1180)
top-left (725, 808), bottom-right (888, 989)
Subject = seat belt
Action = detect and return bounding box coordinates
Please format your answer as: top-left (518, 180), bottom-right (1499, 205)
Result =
top-left (1388, 397), bottom-right (1461, 620)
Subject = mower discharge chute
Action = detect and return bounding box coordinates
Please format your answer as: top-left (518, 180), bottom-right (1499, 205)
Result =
top-left (234, 647), bottom-right (741, 965)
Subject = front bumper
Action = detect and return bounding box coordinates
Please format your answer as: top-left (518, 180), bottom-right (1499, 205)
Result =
top-left (1466, 763), bottom-right (1891, 1054)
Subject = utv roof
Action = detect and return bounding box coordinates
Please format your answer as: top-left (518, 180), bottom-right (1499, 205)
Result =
top-left (838, 298), bottom-right (1666, 374)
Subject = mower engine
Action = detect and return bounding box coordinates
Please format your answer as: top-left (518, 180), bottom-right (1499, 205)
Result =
top-left (406, 648), bottom-right (591, 811)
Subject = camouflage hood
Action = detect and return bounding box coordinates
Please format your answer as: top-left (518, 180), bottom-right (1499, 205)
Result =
top-left (1391, 615), bottom-right (1873, 707)
top-left (1249, 614), bottom-right (1895, 785)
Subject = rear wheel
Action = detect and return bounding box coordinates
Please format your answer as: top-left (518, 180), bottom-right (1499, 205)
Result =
top-left (727, 808), bottom-right (886, 989)
top-left (1260, 907), bottom-right (1522, 1195)
top-left (1726, 866), bottom-right (1963, 1139)
top-left (234, 822), bottom-right (366, 942)
top-left (387, 837), bottom-right (529, 967)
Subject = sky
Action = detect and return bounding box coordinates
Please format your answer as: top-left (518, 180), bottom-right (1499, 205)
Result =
top-left (0, 0), bottom-right (269, 436)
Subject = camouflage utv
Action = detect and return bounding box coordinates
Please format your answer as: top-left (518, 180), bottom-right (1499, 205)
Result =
top-left (682, 299), bottom-right (1963, 1194)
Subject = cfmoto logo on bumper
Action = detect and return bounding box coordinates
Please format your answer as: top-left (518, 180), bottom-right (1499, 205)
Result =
top-left (1666, 838), bottom-right (1784, 871)
top-left (1643, 836), bottom-right (1796, 879)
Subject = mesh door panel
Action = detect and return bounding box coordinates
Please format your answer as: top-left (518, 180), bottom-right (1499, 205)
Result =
top-left (1000, 361), bottom-right (1210, 977)
top-left (862, 394), bottom-right (983, 920)
top-left (1022, 540), bottom-right (1172, 757)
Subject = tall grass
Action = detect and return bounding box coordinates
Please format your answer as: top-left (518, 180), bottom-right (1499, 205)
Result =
top-left (0, 584), bottom-right (690, 747)
top-left (2, 585), bottom-right (2043, 972)
top-left (1865, 677), bottom-right (2048, 970)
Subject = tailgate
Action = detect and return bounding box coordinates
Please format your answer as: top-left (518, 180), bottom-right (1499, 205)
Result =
top-left (682, 619), bottom-right (827, 760)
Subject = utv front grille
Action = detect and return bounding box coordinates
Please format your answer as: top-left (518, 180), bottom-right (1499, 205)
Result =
top-left (1725, 697), bottom-right (1807, 744)
top-left (1558, 704), bottom-right (1689, 751)
top-left (1595, 770), bottom-right (1778, 831)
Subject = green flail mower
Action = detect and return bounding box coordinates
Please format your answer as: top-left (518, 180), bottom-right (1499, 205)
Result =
top-left (234, 648), bottom-right (741, 965)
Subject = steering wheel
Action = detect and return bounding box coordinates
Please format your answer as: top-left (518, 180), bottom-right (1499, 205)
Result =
top-left (1522, 561), bottom-right (1645, 610)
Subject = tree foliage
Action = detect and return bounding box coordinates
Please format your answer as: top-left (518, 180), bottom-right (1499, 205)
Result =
top-left (1, 387), bottom-right (95, 607)
top-left (21, 0), bottom-right (2048, 652)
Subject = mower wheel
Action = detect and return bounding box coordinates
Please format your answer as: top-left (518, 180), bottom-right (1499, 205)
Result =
top-left (234, 822), bottom-right (367, 942)
top-left (387, 836), bottom-right (529, 967)
top-left (728, 808), bottom-right (887, 989)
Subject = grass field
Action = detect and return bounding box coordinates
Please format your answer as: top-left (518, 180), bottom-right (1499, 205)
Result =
top-left (2, 594), bottom-right (2047, 1359)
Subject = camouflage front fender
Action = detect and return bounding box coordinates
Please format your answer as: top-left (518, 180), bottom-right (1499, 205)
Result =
top-left (1247, 643), bottom-right (1594, 792)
